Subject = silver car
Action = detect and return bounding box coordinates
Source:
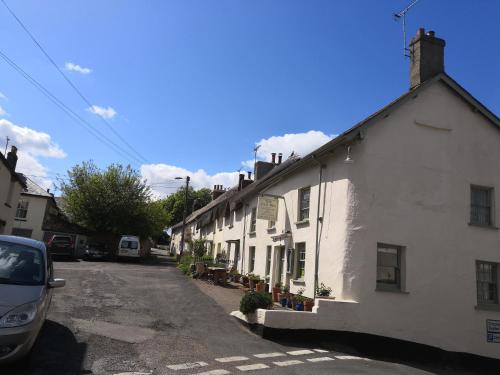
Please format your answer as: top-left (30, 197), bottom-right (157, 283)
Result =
top-left (0, 235), bottom-right (65, 364)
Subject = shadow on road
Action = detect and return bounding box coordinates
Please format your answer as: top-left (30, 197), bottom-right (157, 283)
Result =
top-left (2, 320), bottom-right (88, 375)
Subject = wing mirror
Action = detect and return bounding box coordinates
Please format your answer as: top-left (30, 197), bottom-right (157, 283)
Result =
top-left (48, 278), bottom-right (66, 288)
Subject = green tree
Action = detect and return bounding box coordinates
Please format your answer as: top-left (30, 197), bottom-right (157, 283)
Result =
top-left (59, 161), bottom-right (168, 238)
top-left (161, 186), bottom-right (212, 228)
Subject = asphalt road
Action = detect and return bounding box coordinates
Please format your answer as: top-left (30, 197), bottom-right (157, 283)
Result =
top-left (2, 249), bottom-right (466, 375)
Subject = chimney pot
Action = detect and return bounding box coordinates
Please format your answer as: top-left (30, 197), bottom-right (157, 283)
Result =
top-left (427, 30), bottom-right (435, 37)
top-left (271, 153), bottom-right (276, 164)
top-left (247, 171), bottom-right (252, 180)
top-left (278, 153), bottom-right (283, 164)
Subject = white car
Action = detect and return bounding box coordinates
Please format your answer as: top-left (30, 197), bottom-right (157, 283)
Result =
top-left (117, 236), bottom-right (146, 260)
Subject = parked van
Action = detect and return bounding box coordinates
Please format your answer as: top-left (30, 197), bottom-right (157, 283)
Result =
top-left (117, 235), bottom-right (145, 260)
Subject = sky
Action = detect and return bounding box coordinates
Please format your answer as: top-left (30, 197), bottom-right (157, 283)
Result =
top-left (0, 0), bottom-right (498, 197)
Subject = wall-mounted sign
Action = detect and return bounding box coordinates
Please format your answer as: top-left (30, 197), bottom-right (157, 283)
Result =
top-left (487, 319), bottom-right (500, 343)
top-left (257, 195), bottom-right (279, 221)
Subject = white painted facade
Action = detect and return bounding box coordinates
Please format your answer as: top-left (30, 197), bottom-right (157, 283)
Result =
top-left (11, 194), bottom-right (49, 241)
top-left (0, 151), bottom-right (24, 235)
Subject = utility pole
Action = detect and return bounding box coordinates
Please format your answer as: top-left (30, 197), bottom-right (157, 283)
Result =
top-left (4, 136), bottom-right (9, 156)
top-left (179, 176), bottom-right (190, 255)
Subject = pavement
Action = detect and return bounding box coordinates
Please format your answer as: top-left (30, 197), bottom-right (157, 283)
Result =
top-left (1, 249), bottom-right (485, 375)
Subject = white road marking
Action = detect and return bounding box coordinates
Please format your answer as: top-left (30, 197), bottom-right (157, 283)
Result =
top-left (307, 357), bottom-right (335, 362)
top-left (313, 349), bottom-right (329, 353)
top-left (235, 363), bottom-right (269, 371)
top-left (335, 355), bottom-right (371, 361)
top-left (286, 349), bottom-right (315, 356)
top-left (166, 362), bottom-right (209, 370)
top-left (215, 356), bottom-right (249, 363)
top-left (273, 360), bottom-right (304, 367)
top-left (253, 352), bottom-right (286, 358)
top-left (195, 370), bottom-right (231, 375)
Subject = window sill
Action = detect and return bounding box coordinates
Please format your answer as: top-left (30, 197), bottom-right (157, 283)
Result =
top-left (248, 231), bottom-right (256, 236)
top-left (475, 304), bottom-right (500, 311)
top-left (292, 278), bottom-right (305, 285)
top-left (266, 227), bottom-right (276, 233)
top-left (14, 218), bottom-right (27, 222)
top-left (375, 287), bottom-right (409, 294)
top-left (468, 223), bottom-right (499, 230)
top-left (295, 219), bottom-right (309, 227)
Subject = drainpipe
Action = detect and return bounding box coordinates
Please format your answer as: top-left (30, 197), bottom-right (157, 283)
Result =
top-left (241, 203), bottom-right (248, 274)
top-left (311, 155), bottom-right (324, 299)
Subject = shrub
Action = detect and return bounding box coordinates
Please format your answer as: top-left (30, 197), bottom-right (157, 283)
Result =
top-left (316, 282), bottom-right (332, 297)
top-left (239, 291), bottom-right (273, 315)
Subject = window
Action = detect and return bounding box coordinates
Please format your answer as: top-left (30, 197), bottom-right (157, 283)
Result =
top-left (217, 243), bottom-right (221, 255)
top-left (471, 186), bottom-right (493, 226)
top-left (250, 208), bottom-right (257, 233)
top-left (377, 244), bottom-right (402, 291)
top-left (265, 246), bottom-right (272, 276)
top-left (249, 246), bottom-right (255, 272)
top-left (477, 261), bottom-right (498, 305)
top-left (296, 243), bottom-right (306, 279)
top-left (298, 187), bottom-right (310, 221)
top-left (15, 199), bottom-right (29, 220)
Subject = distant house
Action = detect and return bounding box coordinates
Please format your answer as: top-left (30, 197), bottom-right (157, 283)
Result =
top-left (10, 176), bottom-right (89, 254)
top-left (0, 146), bottom-right (26, 235)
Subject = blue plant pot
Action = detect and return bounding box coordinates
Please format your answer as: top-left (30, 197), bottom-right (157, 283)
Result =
top-left (296, 303), bottom-right (304, 311)
top-left (280, 298), bottom-right (287, 307)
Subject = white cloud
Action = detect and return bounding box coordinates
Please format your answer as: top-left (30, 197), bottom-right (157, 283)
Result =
top-left (247, 130), bottom-right (335, 165)
top-left (141, 163), bottom-right (239, 198)
top-left (0, 106), bottom-right (7, 116)
top-left (0, 92), bottom-right (7, 100)
top-left (142, 130), bottom-right (335, 198)
top-left (64, 62), bottom-right (92, 75)
top-left (88, 105), bottom-right (117, 120)
top-left (0, 119), bottom-right (66, 189)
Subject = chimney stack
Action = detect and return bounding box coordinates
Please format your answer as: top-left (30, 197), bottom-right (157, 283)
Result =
top-left (212, 184), bottom-right (225, 200)
top-left (247, 171), bottom-right (252, 180)
top-left (409, 28), bottom-right (445, 90)
top-left (278, 153), bottom-right (282, 164)
top-left (6, 145), bottom-right (18, 171)
top-left (271, 152), bottom-right (276, 164)
top-left (238, 173), bottom-right (245, 190)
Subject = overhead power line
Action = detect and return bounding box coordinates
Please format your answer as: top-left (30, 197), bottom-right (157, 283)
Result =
top-left (1, 0), bottom-right (149, 164)
top-left (0, 49), bottom-right (144, 166)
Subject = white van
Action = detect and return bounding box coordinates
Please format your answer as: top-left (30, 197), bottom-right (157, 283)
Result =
top-left (117, 235), bottom-right (145, 259)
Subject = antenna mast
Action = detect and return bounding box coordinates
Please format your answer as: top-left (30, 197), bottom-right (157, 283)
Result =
top-left (394, 0), bottom-right (420, 58)
top-left (4, 136), bottom-right (9, 156)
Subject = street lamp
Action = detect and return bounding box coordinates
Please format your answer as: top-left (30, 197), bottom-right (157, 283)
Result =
top-left (175, 176), bottom-right (190, 255)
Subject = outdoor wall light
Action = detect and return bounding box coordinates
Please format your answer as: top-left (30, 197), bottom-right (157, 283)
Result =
top-left (344, 145), bottom-right (354, 164)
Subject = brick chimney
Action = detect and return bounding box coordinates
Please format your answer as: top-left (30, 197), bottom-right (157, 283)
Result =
top-left (6, 145), bottom-right (18, 171)
top-left (212, 185), bottom-right (225, 200)
top-left (409, 28), bottom-right (446, 90)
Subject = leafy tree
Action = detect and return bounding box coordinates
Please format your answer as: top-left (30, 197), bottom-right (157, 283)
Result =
top-left (59, 161), bottom-right (168, 238)
top-left (161, 186), bottom-right (212, 228)
top-left (191, 238), bottom-right (206, 257)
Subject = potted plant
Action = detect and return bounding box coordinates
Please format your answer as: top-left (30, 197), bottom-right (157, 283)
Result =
top-left (272, 282), bottom-right (281, 302)
top-left (304, 298), bottom-right (314, 311)
top-left (280, 285), bottom-right (289, 307)
top-left (241, 274), bottom-right (249, 287)
top-left (294, 294), bottom-right (306, 311)
top-left (316, 283), bottom-right (333, 298)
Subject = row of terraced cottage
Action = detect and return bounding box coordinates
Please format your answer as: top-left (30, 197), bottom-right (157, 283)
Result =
top-left (170, 29), bottom-right (500, 361)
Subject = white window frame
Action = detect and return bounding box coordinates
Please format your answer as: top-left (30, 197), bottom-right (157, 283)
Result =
top-left (376, 243), bottom-right (405, 292)
top-left (15, 199), bottom-right (29, 220)
top-left (476, 260), bottom-right (499, 307)
top-left (298, 187), bottom-right (310, 222)
top-left (470, 185), bottom-right (494, 227)
top-left (250, 207), bottom-right (257, 233)
top-left (249, 246), bottom-right (256, 273)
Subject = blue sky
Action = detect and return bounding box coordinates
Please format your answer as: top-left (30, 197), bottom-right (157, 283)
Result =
top-left (0, 0), bottom-right (498, 195)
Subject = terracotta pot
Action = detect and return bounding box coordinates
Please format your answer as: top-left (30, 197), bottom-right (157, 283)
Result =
top-left (272, 287), bottom-right (280, 302)
top-left (304, 299), bottom-right (314, 312)
top-left (256, 282), bottom-right (265, 293)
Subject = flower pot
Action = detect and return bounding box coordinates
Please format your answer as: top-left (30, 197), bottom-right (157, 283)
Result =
top-left (295, 303), bottom-right (304, 311)
top-left (304, 299), bottom-right (314, 311)
top-left (280, 297), bottom-right (288, 307)
top-left (256, 282), bottom-right (265, 293)
top-left (272, 287), bottom-right (280, 302)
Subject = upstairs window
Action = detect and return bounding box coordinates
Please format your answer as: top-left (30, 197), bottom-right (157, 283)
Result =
top-left (471, 186), bottom-right (493, 226)
top-left (296, 242), bottom-right (306, 279)
top-left (298, 187), bottom-right (310, 221)
top-left (15, 199), bottom-right (29, 220)
top-left (476, 261), bottom-right (498, 306)
top-left (250, 207), bottom-right (257, 233)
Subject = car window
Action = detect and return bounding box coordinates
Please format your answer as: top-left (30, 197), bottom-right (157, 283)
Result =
top-left (0, 241), bottom-right (45, 285)
top-left (120, 240), bottom-right (138, 249)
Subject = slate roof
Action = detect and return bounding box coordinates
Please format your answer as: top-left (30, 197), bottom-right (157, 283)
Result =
top-left (22, 176), bottom-right (53, 198)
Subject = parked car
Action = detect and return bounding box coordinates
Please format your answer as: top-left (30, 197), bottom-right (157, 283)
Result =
top-left (46, 235), bottom-right (75, 259)
top-left (117, 235), bottom-right (147, 260)
top-left (83, 242), bottom-right (112, 261)
top-left (0, 235), bottom-right (65, 364)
